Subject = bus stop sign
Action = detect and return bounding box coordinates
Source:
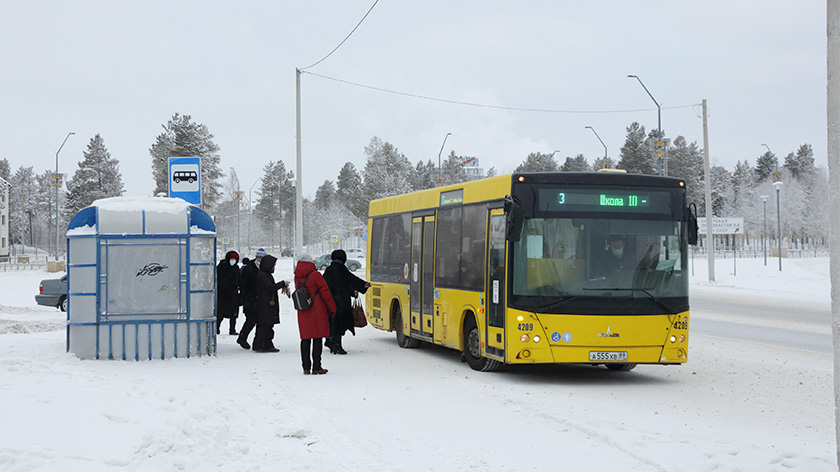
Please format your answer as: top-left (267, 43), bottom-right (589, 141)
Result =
top-left (168, 157), bottom-right (202, 205)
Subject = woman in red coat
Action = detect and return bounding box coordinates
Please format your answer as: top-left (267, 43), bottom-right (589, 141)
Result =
top-left (294, 254), bottom-right (336, 375)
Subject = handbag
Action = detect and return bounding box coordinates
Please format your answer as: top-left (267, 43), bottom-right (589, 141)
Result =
top-left (352, 296), bottom-right (367, 328)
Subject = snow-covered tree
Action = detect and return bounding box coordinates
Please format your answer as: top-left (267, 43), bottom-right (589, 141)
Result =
top-left (149, 113), bottom-right (223, 208)
top-left (560, 154), bottom-right (590, 172)
top-left (362, 137), bottom-right (413, 202)
top-left (314, 180), bottom-right (336, 211)
top-left (441, 151), bottom-right (467, 185)
top-left (254, 161), bottom-right (294, 249)
top-left (336, 162), bottom-right (366, 220)
top-left (411, 159), bottom-right (437, 191)
top-left (784, 144), bottom-right (816, 181)
top-left (0, 158), bottom-right (10, 182)
top-left (754, 151), bottom-right (778, 182)
top-left (64, 134), bottom-right (124, 218)
top-left (617, 122), bottom-right (655, 175)
top-left (667, 136), bottom-right (704, 206)
top-left (8, 166), bottom-right (37, 248)
top-left (515, 152), bottom-right (559, 172)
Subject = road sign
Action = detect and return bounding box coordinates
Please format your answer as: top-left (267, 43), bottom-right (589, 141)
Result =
top-left (222, 237), bottom-right (230, 245)
top-left (697, 217), bottom-right (744, 235)
top-left (330, 235), bottom-right (338, 243)
top-left (168, 157), bottom-right (202, 205)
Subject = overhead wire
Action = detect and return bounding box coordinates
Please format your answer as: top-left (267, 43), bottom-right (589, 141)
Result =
top-left (302, 71), bottom-right (701, 114)
top-left (300, 0), bottom-right (380, 71)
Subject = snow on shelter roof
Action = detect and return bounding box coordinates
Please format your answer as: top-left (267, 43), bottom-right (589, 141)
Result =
top-left (67, 196), bottom-right (215, 236)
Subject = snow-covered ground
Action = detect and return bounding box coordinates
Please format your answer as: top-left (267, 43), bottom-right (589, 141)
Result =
top-left (0, 256), bottom-right (835, 471)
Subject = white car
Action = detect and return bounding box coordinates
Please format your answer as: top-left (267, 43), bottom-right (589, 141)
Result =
top-left (345, 248), bottom-right (365, 260)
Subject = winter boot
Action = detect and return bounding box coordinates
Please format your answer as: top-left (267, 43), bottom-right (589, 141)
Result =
top-left (333, 337), bottom-right (347, 355)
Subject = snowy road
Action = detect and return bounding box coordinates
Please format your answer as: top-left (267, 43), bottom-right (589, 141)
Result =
top-left (691, 288), bottom-right (832, 353)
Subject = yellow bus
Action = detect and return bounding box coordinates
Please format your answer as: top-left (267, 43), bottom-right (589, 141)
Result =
top-left (365, 172), bottom-right (698, 372)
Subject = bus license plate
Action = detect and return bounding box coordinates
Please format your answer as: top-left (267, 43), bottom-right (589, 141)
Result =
top-left (589, 351), bottom-right (628, 362)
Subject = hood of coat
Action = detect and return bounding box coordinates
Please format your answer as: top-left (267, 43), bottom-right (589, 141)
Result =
top-left (260, 254), bottom-right (277, 273)
top-left (294, 260), bottom-right (316, 280)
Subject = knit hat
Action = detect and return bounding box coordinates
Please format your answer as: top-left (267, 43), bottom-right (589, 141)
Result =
top-left (255, 248), bottom-right (266, 259)
top-left (298, 253), bottom-right (314, 263)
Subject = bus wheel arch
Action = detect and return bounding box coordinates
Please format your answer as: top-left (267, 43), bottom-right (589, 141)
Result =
top-left (462, 312), bottom-right (501, 372)
top-left (393, 299), bottom-right (419, 348)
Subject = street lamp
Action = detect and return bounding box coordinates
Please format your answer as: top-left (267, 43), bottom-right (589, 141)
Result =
top-left (437, 132), bottom-right (452, 187)
top-left (585, 126), bottom-right (609, 168)
top-left (627, 75), bottom-right (664, 175)
top-left (55, 132), bottom-right (75, 261)
top-left (773, 180), bottom-right (783, 271)
top-left (248, 178), bottom-right (259, 253)
top-left (760, 195), bottom-right (769, 265)
top-left (230, 167), bottom-right (242, 252)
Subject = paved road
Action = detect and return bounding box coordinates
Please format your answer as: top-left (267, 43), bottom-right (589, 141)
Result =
top-left (690, 289), bottom-right (832, 353)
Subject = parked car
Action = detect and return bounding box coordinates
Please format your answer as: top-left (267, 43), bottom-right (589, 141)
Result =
top-left (36, 274), bottom-right (68, 311)
top-left (314, 253), bottom-right (361, 272)
top-left (280, 247), bottom-right (294, 257)
top-left (345, 248), bottom-right (365, 260)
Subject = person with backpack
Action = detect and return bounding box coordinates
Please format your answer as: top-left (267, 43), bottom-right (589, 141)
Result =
top-left (323, 249), bottom-right (371, 354)
top-left (254, 254), bottom-right (289, 353)
top-left (293, 254), bottom-right (336, 374)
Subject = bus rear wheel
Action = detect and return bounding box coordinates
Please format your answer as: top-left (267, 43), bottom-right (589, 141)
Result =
top-left (394, 305), bottom-right (419, 348)
top-left (605, 363), bottom-right (637, 371)
top-left (463, 316), bottom-right (501, 372)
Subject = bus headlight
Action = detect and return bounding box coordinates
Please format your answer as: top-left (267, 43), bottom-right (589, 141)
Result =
top-left (520, 334), bottom-right (530, 343)
top-left (669, 335), bottom-right (677, 343)
top-left (533, 335), bottom-right (541, 343)
top-left (516, 315), bottom-right (524, 322)
top-left (679, 334), bottom-right (686, 342)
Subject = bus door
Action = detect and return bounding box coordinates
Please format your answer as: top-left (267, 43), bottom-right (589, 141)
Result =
top-left (485, 209), bottom-right (506, 359)
top-left (410, 215), bottom-right (436, 339)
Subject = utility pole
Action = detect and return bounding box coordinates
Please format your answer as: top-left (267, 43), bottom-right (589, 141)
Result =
top-left (702, 99), bottom-right (714, 282)
top-left (827, 0), bottom-right (840, 464)
top-left (295, 68), bottom-right (303, 260)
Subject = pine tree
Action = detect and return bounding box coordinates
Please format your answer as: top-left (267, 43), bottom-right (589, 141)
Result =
top-left (254, 161), bottom-right (293, 249)
top-left (149, 113), bottom-right (223, 208)
top-left (336, 162), bottom-right (367, 220)
top-left (515, 152), bottom-right (559, 172)
top-left (441, 151), bottom-right (467, 185)
top-left (64, 134), bottom-right (124, 218)
top-left (0, 158), bottom-right (10, 182)
top-left (784, 143), bottom-right (815, 181)
top-left (9, 166), bottom-right (36, 248)
top-left (560, 154), bottom-right (590, 172)
top-left (361, 137), bottom-right (413, 202)
top-left (617, 122), bottom-right (655, 174)
top-left (667, 136), bottom-right (704, 206)
top-left (411, 159), bottom-right (437, 191)
top-left (754, 151), bottom-right (778, 182)
top-left (314, 180), bottom-right (336, 211)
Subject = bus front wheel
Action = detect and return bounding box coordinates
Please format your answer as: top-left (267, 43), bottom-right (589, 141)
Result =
top-left (463, 316), bottom-right (501, 372)
top-left (394, 305), bottom-right (419, 348)
top-left (605, 363), bottom-right (637, 371)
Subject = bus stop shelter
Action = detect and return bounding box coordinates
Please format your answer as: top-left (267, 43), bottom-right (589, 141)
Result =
top-left (65, 197), bottom-right (217, 360)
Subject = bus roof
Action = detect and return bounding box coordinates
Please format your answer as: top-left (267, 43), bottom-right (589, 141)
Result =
top-left (368, 172), bottom-right (685, 217)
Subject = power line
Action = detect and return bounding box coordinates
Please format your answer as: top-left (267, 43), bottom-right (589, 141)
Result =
top-left (300, 0), bottom-right (380, 71)
top-left (303, 71), bottom-right (701, 114)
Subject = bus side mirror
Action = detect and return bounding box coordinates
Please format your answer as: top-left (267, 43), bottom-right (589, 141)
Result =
top-left (687, 203), bottom-right (699, 246)
top-left (505, 195), bottom-right (524, 242)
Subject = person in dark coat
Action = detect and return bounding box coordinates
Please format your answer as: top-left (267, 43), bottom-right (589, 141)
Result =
top-left (254, 254), bottom-right (289, 353)
top-left (323, 249), bottom-right (370, 354)
top-left (216, 250), bottom-right (241, 335)
top-left (294, 254), bottom-right (336, 374)
top-left (236, 248), bottom-right (266, 350)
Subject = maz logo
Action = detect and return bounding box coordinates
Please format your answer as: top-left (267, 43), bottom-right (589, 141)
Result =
top-left (137, 263), bottom-right (168, 277)
top-left (597, 326), bottom-right (620, 338)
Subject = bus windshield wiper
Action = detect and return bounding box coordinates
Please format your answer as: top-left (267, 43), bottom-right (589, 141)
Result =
top-left (541, 295), bottom-right (585, 311)
top-left (582, 287), bottom-right (676, 313)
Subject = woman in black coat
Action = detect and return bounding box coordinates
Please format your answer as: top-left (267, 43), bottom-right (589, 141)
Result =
top-left (254, 254), bottom-right (289, 352)
top-left (322, 249), bottom-right (370, 354)
top-left (216, 250), bottom-right (241, 335)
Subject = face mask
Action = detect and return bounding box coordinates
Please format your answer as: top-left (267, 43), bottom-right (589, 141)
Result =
top-left (611, 248), bottom-right (623, 258)
top-left (229, 259), bottom-right (238, 266)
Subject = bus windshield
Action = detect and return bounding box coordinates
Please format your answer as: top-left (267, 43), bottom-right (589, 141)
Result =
top-left (509, 194), bottom-right (689, 315)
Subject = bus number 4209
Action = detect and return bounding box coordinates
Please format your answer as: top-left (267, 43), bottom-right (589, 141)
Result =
top-left (517, 323), bottom-right (534, 332)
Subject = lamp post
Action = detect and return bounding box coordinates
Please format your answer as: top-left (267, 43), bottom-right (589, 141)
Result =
top-left (585, 126), bottom-right (609, 168)
top-left (248, 178), bottom-right (259, 254)
top-left (54, 132), bottom-right (74, 261)
top-left (437, 132), bottom-right (452, 187)
top-left (773, 180), bottom-right (783, 271)
top-left (229, 167), bottom-right (242, 252)
top-left (627, 75), bottom-right (664, 175)
top-left (761, 195), bottom-right (768, 265)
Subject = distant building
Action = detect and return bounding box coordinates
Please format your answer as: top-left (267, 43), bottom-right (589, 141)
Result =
top-left (459, 156), bottom-right (485, 181)
top-left (0, 178), bottom-right (9, 262)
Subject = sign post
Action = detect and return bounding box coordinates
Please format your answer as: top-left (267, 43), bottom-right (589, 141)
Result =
top-left (168, 157), bottom-right (202, 206)
top-left (698, 217), bottom-right (744, 276)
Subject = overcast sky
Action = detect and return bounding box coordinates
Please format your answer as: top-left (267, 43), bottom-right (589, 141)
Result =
top-left (0, 1), bottom-right (827, 199)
